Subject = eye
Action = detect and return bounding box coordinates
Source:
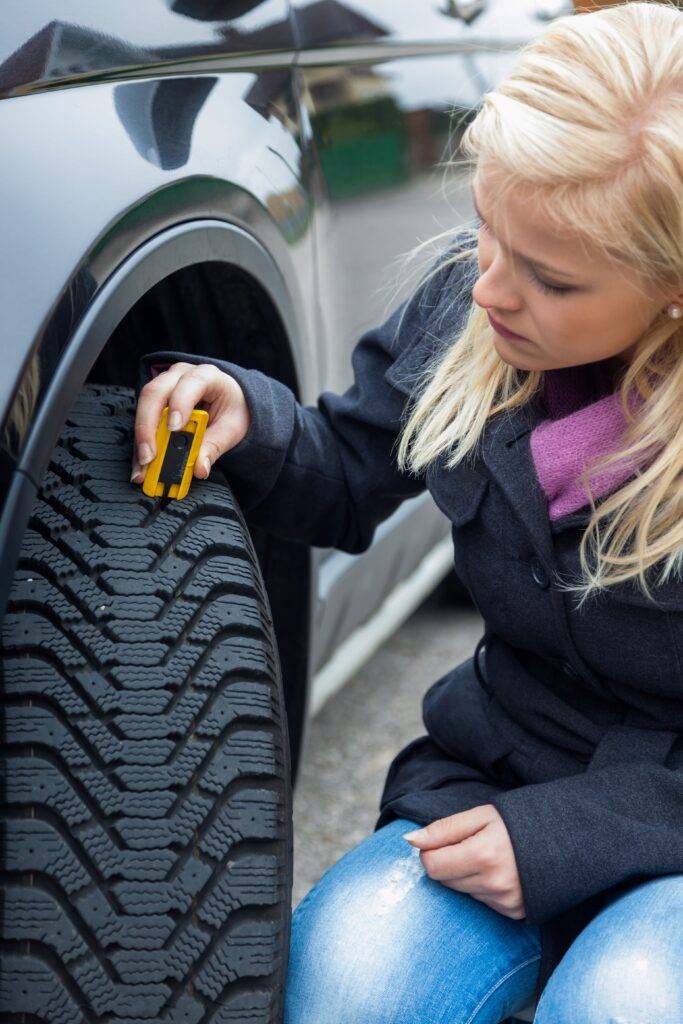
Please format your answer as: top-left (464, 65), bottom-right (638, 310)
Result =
top-left (475, 216), bottom-right (574, 295)
top-left (527, 267), bottom-right (573, 296)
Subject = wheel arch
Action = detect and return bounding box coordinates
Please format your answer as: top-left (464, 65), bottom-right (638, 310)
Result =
top-left (0, 218), bottom-right (313, 781)
top-left (16, 219), bottom-right (301, 486)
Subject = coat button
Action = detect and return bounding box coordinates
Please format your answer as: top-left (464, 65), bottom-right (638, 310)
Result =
top-left (530, 556), bottom-right (550, 589)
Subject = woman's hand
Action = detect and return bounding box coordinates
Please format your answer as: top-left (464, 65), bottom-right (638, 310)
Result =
top-left (130, 362), bottom-right (251, 483)
top-left (403, 804), bottom-right (526, 920)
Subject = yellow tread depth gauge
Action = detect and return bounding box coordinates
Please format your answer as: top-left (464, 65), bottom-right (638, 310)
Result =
top-left (142, 406), bottom-right (209, 500)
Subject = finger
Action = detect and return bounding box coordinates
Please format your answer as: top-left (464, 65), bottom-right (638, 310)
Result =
top-left (440, 882), bottom-right (525, 919)
top-left (135, 363), bottom-right (190, 465)
top-left (166, 365), bottom-right (227, 434)
top-left (194, 436), bottom-right (222, 480)
top-left (419, 831), bottom-right (490, 882)
top-left (130, 461), bottom-right (145, 484)
top-left (403, 806), bottom-right (493, 850)
top-left (194, 405), bottom-right (248, 478)
top-left (440, 875), bottom-right (488, 896)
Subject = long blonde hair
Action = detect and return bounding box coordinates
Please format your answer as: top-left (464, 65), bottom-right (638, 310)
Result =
top-left (396, 0), bottom-right (683, 607)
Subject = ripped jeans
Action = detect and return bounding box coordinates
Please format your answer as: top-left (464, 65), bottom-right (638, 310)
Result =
top-left (284, 817), bottom-right (683, 1024)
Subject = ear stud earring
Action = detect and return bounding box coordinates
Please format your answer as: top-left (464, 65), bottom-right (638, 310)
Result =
top-left (667, 303), bottom-right (683, 319)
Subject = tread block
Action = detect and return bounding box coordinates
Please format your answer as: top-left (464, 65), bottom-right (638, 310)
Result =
top-left (0, 956), bottom-right (83, 1024)
top-left (194, 920), bottom-right (282, 1000)
top-left (4, 819), bottom-right (91, 894)
top-left (200, 789), bottom-right (281, 861)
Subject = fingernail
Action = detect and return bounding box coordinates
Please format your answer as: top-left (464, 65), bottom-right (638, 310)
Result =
top-left (138, 443), bottom-right (153, 465)
top-left (403, 829), bottom-right (425, 842)
top-left (202, 457), bottom-right (211, 476)
top-left (130, 466), bottom-right (144, 483)
top-left (168, 411), bottom-right (182, 431)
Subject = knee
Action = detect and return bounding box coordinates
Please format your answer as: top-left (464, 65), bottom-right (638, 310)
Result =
top-left (535, 935), bottom-right (681, 1024)
top-left (536, 877), bottom-right (683, 1024)
top-left (284, 823), bottom-right (423, 1024)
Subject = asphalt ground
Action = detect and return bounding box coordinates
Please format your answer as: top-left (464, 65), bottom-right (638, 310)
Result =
top-left (291, 580), bottom-right (484, 907)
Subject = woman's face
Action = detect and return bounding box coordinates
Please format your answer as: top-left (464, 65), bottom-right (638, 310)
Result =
top-left (470, 171), bottom-right (678, 371)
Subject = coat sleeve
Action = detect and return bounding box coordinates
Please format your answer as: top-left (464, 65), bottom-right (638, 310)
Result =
top-left (491, 757), bottom-right (683, 924)
top-left (137, 240), bottom-right (472, 553)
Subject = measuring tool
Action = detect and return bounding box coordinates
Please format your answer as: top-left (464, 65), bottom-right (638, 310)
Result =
top-left (142, 406), bottom-right (209, 500)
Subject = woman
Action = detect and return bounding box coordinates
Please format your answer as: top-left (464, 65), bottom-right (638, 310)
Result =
top-left (132, 3), bottom-right (683, 1020)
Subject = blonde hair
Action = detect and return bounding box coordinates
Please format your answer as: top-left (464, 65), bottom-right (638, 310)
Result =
top-left (396, 0), bottom-right (683, 607)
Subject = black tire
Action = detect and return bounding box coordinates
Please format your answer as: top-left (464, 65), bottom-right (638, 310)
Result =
top-left (1, 384), bottom-right (293, 1023)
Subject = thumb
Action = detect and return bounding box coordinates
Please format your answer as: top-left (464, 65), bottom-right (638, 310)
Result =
top-left (403, 806), bottom-right (492, 850)
top-left (194, 436), bottom-right (222, 479)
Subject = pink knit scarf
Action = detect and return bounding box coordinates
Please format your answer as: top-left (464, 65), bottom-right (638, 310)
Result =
top-left (530, 358), bottom-right (649, 520)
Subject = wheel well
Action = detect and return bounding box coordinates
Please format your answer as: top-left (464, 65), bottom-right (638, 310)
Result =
top-left (87, 261), bottom-right (298, 393)
top-left (86, 259), bottom-right (310, 785)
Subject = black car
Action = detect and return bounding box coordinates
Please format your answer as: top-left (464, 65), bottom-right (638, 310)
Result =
top-left (0, 3), bottom-right (555, 1020)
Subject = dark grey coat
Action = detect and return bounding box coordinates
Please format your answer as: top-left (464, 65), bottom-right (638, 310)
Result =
top-left (138, 240), bottom-right (683, 1003)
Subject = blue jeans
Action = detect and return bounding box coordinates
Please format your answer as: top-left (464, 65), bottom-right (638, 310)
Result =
top-left (284, 817), bottom-right (683, 1023)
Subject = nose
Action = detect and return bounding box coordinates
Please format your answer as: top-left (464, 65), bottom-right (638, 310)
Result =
top-left (472, 251), bottom-right (523, 314)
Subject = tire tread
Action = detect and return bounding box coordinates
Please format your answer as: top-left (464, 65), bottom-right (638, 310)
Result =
top-left (1, 385), bottom-right (292, 1023)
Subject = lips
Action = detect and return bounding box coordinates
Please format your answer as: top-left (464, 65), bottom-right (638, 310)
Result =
top-left (487, 313), bottom-right (530, 342)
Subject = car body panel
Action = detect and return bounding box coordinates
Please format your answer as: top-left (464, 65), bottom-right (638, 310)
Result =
top-left (0, 0), bottom-right (554, 725)
top-left (0, 68), bottom-right (315, 470)
top-left (0, 1), bottom-right (296, 97)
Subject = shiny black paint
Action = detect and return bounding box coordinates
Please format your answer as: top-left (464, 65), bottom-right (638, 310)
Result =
top-left (0, 1), bottom-right (296, 97)
top-left (0, 1), bottom-right (551, 782)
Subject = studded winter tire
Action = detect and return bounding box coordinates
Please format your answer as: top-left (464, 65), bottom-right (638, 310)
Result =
top-left (1, 384), bottom-right (293, 1023)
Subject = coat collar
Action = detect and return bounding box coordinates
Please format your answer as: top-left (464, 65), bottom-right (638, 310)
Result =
top-left (386, 307), bottom-right (593, 564)
top-left (480, 398), bottom-right (555, 564)
top-left (479, 395), bottom-right (595, 569)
